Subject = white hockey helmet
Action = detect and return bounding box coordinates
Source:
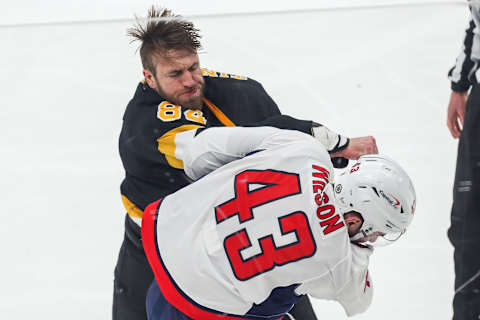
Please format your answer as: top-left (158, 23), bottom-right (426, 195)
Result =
top-left (334, 154), bottom-right (416, 245)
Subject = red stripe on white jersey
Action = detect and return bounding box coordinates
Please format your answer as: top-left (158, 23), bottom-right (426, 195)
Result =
top-left (141, 199), bottom-right (282, 320)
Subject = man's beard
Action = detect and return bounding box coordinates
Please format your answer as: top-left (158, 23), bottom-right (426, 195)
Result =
top-left (155, 80), bottom-right (205, 110)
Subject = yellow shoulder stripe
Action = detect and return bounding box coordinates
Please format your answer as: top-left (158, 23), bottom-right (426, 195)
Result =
top-left (202, 98), bottom-right (236, 127)
top-left (121, 195), bottom-right (144, 218)
top-left (156, 124), bottom-right (204, 169)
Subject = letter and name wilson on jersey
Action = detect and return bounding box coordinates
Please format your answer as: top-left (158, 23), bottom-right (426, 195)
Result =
top-left (141, 127), bottom-right (417, 320)
top-left (311, 165), bottom-right (345, 237)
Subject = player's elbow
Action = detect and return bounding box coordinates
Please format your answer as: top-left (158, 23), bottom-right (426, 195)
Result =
top-left (342, 296), bottom-right (372, 317)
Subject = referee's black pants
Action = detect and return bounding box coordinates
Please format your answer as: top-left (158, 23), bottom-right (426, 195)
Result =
top-left (112, 214), bottom-right (318, 320)
top-left (448, 84), bottom-right (480, 320)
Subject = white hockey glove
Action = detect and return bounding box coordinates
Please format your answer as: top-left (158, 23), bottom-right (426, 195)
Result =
top-left (311, 123), bottom-right (349, 154)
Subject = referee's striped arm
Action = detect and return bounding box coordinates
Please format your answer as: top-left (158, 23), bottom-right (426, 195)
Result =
top-left (448, 15), bottom-right (476, 92)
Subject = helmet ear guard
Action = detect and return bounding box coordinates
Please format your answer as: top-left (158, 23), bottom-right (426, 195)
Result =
top-left (334, 154), bottom-right (416, 246)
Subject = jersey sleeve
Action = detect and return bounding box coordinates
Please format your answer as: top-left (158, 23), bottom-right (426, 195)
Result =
top-left (176, 126), bottom-right (317, 180)
top-left (448, 7), bottom-right (476, 92)
top-left (243, 115), bottom-right (349, 154)
top-left (295, 243), bottom-right (373, 317)
top-left (243, 114), bottom-right (313, 135)
top-left (335, 244), bottom-right (373, 316)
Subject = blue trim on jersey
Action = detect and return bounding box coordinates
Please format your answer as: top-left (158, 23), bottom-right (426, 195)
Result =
top-left (245, 149), bottom-right (265, 157)
top-left (147, 281), bottom-right (192, 320)
top-left (246, 284), bottom-right (302, 317)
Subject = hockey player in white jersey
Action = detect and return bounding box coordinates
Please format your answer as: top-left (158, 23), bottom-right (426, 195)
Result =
top-left (141, 126), bottom-right (416, 320)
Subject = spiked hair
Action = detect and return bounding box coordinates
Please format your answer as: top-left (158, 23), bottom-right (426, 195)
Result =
top-left (127, 6), bottom-right (202, 75)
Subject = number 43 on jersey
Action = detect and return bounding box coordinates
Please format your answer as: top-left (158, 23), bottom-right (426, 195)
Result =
top-left (215, 169), bottom-right (317, 281)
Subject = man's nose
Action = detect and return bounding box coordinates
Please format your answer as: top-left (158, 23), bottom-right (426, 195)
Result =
top-left (181, 72), bottom-right (196, 87)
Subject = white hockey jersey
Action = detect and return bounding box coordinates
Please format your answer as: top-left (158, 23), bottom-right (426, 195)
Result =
top-left (142, 127), bottom-right (372, 320)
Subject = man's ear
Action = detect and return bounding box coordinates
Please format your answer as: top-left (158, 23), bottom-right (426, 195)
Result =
top-left (143, 69), bottom-right (156, 89)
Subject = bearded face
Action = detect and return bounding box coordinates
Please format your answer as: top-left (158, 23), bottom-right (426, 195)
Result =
top-left (144, 49), bottom-right (205, 109)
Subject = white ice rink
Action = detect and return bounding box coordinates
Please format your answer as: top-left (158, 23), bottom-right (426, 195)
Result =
top-left (0, 0), bottom-right (468, 319)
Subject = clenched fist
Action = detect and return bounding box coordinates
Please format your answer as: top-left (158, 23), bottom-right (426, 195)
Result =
top-left (332, 136), bottom-right (378, 160)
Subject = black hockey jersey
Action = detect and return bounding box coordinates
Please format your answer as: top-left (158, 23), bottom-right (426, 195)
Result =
top-left (119, 69), bottom-right (314, 221)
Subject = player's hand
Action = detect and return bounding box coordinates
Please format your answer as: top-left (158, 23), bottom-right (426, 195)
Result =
top-left (447, 90), bottom-right (468, 139)
top-left (331, 136), bottom-right (378, 160)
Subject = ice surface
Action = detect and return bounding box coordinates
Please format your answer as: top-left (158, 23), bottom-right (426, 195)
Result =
top-left (0, 1), bottom-right (467, 319)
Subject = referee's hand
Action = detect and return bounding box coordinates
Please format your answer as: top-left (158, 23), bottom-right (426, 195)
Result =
top-left (447, 90), bottom-right (468, 139)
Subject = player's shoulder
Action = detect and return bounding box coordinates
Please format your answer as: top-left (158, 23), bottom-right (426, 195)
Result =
top-left (129, 80), bottom-right (163, 107)
top-left (280, 134), bottom-right (332, 167)
top-left (245, 133), bottom-right (334, 180)
top-left (202, 68), bottom-right (264, 90)
top-left (123, 81), bottom-right (161, 120)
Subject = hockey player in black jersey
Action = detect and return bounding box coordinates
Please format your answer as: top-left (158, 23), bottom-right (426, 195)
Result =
top-left (114, 6), bottom-right (378, 320)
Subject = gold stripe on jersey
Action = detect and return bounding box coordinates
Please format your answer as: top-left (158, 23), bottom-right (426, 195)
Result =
top-left (122, 195), bottom-right (144, 218)
top-left (201, 69), bottom-right (218, 77)
top-left (203, 98), bottom-right (236, 127)
top-left (157, 124), bottom-right (204, 169)
top-left (201, 68), bottom-right (248, 80)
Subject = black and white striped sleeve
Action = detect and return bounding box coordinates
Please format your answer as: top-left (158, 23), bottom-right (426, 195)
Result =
top-left (448, 11), bottom-right (476, 93)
